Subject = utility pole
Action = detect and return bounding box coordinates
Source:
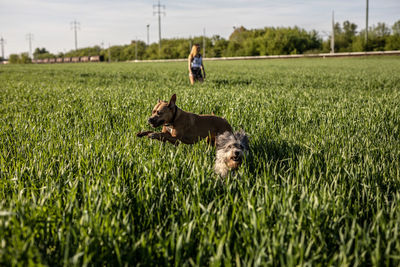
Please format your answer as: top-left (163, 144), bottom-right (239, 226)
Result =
top-left (365, 0), bottom-right (369, 50)
top-left (146, 24), bottom-right (150, 45)
top-left (203, 28), bottom-right (206, 58)
top-left (26, 33), bottom-right (34, 58)
top-left (70, 20), bottom-right (80, 50)
top-left (153, 0), bottom-right (165, 57)
top-left (0, 36), bottom-right (5, 60)
top-left (108, 43), bottom-right (111, 63)
top-left (331, 11), bottom-right (335, 54)
top-left (135, 37), bottom-right (138, 61)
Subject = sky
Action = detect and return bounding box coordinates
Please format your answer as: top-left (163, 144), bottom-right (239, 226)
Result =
top-left (0, 0), bottom-right (399, 58)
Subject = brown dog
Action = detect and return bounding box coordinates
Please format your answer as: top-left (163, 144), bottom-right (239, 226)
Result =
top-left (136, 94), bottom-right (232, 145)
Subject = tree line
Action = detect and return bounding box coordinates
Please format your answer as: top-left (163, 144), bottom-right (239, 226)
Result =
top-left (8, 20), bottom-right (400, 63)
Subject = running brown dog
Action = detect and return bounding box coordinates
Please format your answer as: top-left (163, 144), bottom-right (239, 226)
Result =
top-left (136, 94), bottom-right (232, 145)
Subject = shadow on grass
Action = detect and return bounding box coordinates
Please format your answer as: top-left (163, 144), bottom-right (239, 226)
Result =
top-left (211, 78), bottom-right (252, 88)
top-left (247, 136), bottom-right (303, 177)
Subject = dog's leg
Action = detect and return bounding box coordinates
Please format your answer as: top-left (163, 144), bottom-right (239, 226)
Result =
top-left (148, 132), bottom-right (180, 145)
top-left (136, 131), bottom-right (154, 137)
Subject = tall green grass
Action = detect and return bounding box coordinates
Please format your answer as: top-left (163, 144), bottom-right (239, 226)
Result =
top-left (1, 57), bottom-right (400, 266)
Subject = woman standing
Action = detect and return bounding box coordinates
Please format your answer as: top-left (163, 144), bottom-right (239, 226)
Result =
top-left (188, 44), bottom-right (206, 85)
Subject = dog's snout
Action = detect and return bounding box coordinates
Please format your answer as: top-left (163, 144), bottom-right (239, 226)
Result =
top-left (148, 117), bottom-right (154, 123)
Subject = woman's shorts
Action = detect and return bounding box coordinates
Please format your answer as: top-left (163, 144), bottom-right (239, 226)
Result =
top-left (190, 68), bottom-right (203, 80)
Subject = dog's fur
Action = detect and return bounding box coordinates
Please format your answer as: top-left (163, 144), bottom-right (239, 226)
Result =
top-left (215, 131), bottom-right (249, 177)
top-left (137, 94), bottom-right (233, 145)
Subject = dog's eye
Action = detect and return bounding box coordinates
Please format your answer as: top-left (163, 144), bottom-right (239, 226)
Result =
top-left (157, 111), bottom-right (161, 115)
top-left (240, 145), bottom-right (244, 149)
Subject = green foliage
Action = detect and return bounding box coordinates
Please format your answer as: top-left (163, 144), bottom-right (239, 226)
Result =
top-left (8, 53), bottom-right (32, 64)
top-left (33, 47), bottom-right (53, 59)
top-left (392, 20), bottom-right (400, 35)
top-left (19, 53), bottom-right (31, 63)
top-left (324, 19), bottom-right (400, 52)
top-left (35, 52), bottom-right (56, 59)
top-left (1, 57), bottom-right (400, 266)
top-left (65, 45), bottom-right (102, 58)
top-left (224, 26), bottom-right (322, 56)
top-left (8, 54), bottom-right (19, 63)
top-left (210, 35), bottom-right (229, 57)
top-left (10, 20), bottom-right (400, 64)
top-left (385, 35), bottom-right (400, 50)
top-left (385, 20), bottom-right (400, 50)
top-left (335, 21), bottom-right (358, 52)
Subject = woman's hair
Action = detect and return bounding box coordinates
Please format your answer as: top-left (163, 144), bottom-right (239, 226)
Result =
top-left (189, 44), bottom-right (200, 59)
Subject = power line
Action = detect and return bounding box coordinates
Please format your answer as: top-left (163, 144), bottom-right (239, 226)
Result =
top-left (70, 20), bottom-right (80, 50)
top-left (153, 0), bottom-right (165, 57)
top-left (26, 33), bottom-right (34, 58)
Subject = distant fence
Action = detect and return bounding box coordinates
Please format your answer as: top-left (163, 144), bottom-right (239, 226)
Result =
top-left (2, 50), bottom-right (398, 65)
top-left (128, 50), bottom-right (400, 63)
top-left (32, 55), bottom-right (104, 64)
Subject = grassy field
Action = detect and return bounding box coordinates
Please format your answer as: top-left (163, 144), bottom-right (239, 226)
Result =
top-left (1, 57), bottom-right (400, 266)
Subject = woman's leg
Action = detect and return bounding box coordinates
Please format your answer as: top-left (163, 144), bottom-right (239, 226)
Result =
top-left (189, 74), bottom-right (195, 85)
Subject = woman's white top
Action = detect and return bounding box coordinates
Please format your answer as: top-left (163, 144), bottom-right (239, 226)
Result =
top-left (191, 55), bottom-right (202, 68)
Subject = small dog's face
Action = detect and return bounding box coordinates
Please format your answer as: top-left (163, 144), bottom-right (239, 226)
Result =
top-left (148, 94), bottom-right (176, 128)
top-left (216, 131), bottom-right (249, 170)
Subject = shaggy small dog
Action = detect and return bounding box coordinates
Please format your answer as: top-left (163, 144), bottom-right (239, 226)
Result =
top-left (215, 131), bottom-right (249, 177)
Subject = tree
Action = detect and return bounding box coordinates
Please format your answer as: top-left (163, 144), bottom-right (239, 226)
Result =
top-left (368, 23), bottom-right (391, 50)
top-left (210, 35), bottom-right (229, 57)
top-left (392, 20), bottom-right (400, 35)
top-left (372, 22), bottom-right (391, 37)
top-left (332, 21), bottom-right (358, 52)
top-left (343, 21), bottom-right (357, 43)
top-left (19, 53), bottom-right (31, 63)
top-left (9, 54), bottom-right (19, 64)
top-left (33, 47), bottom-right (49, 59)
top-left (385, 20), bottom-right (400, 50)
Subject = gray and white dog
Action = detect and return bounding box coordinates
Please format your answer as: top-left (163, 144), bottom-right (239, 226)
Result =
top-left (215, 131), bottom-right (249, 177)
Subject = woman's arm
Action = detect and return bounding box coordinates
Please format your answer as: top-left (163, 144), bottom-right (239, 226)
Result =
top-left (188, 56), bottom-right (192, 75)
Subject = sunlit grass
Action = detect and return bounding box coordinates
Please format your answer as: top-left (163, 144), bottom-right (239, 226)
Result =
top-left (1, 57), bottom-right (400, 266)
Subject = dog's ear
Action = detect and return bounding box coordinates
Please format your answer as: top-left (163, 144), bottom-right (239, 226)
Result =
top-left (216, 131), bottom-right (232, 149)
top-left (241, 135), bottom-right (249, 150)
top-left (235, 130), bottom-right (249, 150)
top-left (168, 94), bottom-right (176, 108)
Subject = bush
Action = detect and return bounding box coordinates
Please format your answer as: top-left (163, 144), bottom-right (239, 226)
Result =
top-left (9, 54), bottom-right (19, 64)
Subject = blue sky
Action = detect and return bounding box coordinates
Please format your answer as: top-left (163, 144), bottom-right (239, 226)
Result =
top-left (0, 0), bottom-right (399, 57)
